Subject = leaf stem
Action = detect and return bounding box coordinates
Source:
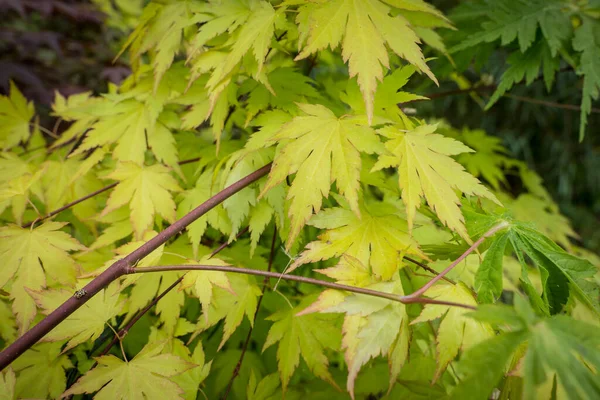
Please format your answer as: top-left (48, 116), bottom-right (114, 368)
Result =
top-left (0, 163), bottom-right (272, 371)
top-left (128, 264), bottom-right (476, 310)
top-left (402, 222), bottom-right (510, 300)
top-left (404, 256), bottom-right (455, 284)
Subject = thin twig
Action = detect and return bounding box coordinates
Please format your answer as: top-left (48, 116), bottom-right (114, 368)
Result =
top-left (503, 93), bottom-right (600, 114)
top-left (21, 156), bottom-right (203, 228)
top-left (0, 163), bottom-right (272, 370)
top-left (94, 227), bottom-right (252, 362)
top-left (128, 264), bottom-right (476, 310)
top-left (222, 226), bottom-right (277, 400)
top-left (402, 222), bottom-right (510, 300)
top-left (404, 256), bottom-right (455, 284)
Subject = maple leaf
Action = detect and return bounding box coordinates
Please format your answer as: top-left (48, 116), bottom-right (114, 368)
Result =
top-left (70, 100), bottom-right (180, 167)
top-left (0, 298), bottom-right (17, 343)
top-left (373, 124), bottom-right (501, 241)
top-left (451, 0), bottom-right (569, 55)
top-left (300, 280), bottom-right (409, 398)
top-left (0, 222), bottom-right (84, 332)
top-left (29, 283), bottom-right (123, 352)
top-left (187, 0), bottom-right (280, 107)
top-left (573, 19), bottom-right (600, 140)
top-left (262, 296), bottom-right (341, 392)
top-left (261, 103), bottom-right (383, 247)
top-left (296, 0), bottom-right (437, 123)
top-left (292, 199), bottom-right (424, 280)
top-left (412, 282), bottom-right (494, 380)
top-left (62, 342), bottom-right (194, 400)
top-left (0, 368), bottom-right (15, 400)
top-left (0, 81), bottom-right (35, 150)
top-left (180, 255), bottom-right (234, 321)
top-left (102, 162), bottom-right (181, 239)
top-left (0, 153), bottom-right (45, 225)
top-left (192, 274), bottom-right (262, 349)
top-left (12, 343), bottom-right (73, 399)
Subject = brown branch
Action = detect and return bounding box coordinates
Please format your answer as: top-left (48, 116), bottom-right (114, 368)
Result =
top-left (222, 226), bottom-right (278, 400)
top-left (94, 227), bottom-right (251, 362)
top-left (503, 93), bottom-right (600, 114)
top-left (0, 163), bottom-right (272, 371)
top-left (21, 156), bottom-right (203, 228)
top-left (404, 256), bottom-right (455, 284)
top-left (402, 222), bottom-right (509, 300)
top-left (127, 264), bottom-right (476, 310)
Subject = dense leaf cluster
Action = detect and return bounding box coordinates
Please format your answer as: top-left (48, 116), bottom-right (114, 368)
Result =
top-left (0, 1), bottom-right (599, 399)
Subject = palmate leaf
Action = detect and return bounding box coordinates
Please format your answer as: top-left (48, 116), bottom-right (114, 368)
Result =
top-left (0, 82), bottom-right (35, 150)
top-left (11, 343), bottom-right (73, 399)
top-left (0, 368), bottom-right (15, 400)
top-left (192, 274), bottom-right (262, 349)
top-left (451, 0), bottom-right (570, 55)
top-left (295, 0), bottom-right (438, 122)
top-left (454, 301), bottom-right (600, 400)
top-left (300, 280), bottom-right (409, 398)
top-left (29, 284), bottom-right (123, 352)
top-left (0, 153), bottom-right (45, 225)
top-left (0, 222), bottom-right (84, 332)
top-left (373, 124), bottom-right (501, 241)
top-left (412, 283), bottom-right (494, 380)
top-left (261, 103), bottom-right (383, 247)
top-left (262, 297), bottom-right (341, 393)
top-left (62, 342), bottom-right (194, 400)
top-left (291, 200), bottom-right (424, 280)
top-left (102, 162), bottom-right (181, 239)
top-left (573, 18), bottom-right (600, 141)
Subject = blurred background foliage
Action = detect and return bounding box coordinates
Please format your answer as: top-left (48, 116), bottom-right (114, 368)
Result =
top-left (0, 0), bottom-right (598, 253)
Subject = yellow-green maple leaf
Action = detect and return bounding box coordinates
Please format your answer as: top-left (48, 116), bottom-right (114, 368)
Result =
top-left (0, 153), bottom-right (45, 225)
top-left (12, 343), bottom-right (73, 399)
top-left (411, 282), bottom-right (494, 380)
top-left (296, 0), bottom-right (437, 123)
top-left (0, 368), bottom-right (15, 400)
top-left (62, 342), bottom-right (194, 400)
top-left (0, 82), bottom-right (35, 150)
top-left (262, 297), bottom-right (341, 393)
top-left (291, 201), bottom-right (424, 280)
top-left (29, 283), bottom-right (123, 352)
top-left (0, 222), bottom-right (84, 332)
top-left (373, 124), bottom-right (501, 241)
top-left (192, 274), bottom-right (262, 349)
top-left (181, 255), bottom-right (234, 321)
top-left (261, 104), bottom-right (383, 247)
top-left (102, 162), bottom-right (181, 239)
top-left (300, 279), bottom-right (409, 398)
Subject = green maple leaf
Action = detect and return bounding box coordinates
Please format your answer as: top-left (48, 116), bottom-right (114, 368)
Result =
top-left (193, 274), bottom-right (262, 349)
top-left (29, 284), bottom-right (123, 352)
top-left (0, 153), bottom-right (45, 225)
top-left (0, 368), bottom-right (15, 400)
top-left (102, 162), bottom-right (181, 239)
top-left (120, 1), bottom-right (204, 90)
top-left (295, 0), bottom-right (437, 122)
top-left (181, 255), bottom-right (234, 321)
top-left (412, 282), bottom-right (494, 380)
top-left (453, 300), bottom-right (600, 400)
top-left (62, 342), bottom-right (194, 400)
top-left (188, 0), bottom-right (280, 106)
top-left (12, 343), bottom-right (73, 399)
top-left (0, 298), bottom-right (17, 343)
top-left (247, 372), bottom-right (280, 400)
top-left (261, 103), bottom-right (383, 247)
top-left (300, 280), bottom-right (409, 398)
top-left (0, 222), bottom-right (84, 332)
top-left (292, 200), bottom-right (424, 280)
top-left (373, 124), bottom-right (501, 241)
top-left (263, 297), bottom-right (341, 393)
top-left (70, 100), bottom-right (179, 167)
top-left (451, 0), bottom-right (570, 56)
top-left (573, 19), bottom-right (600, 141)
top-left (0, 82), bottom-right (35, 150)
